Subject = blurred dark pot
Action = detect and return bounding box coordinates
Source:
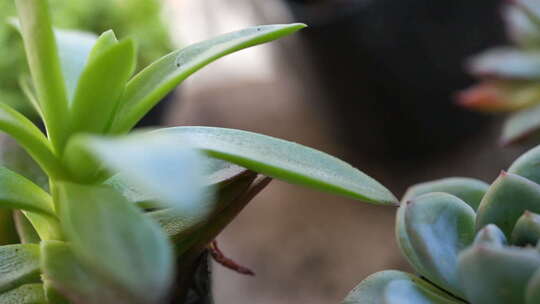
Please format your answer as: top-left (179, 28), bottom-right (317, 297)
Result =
top-left (284, 0), bottom-right (507, 161)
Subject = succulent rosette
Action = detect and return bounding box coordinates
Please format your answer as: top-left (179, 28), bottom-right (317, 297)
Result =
top-left (458, 0), bottom-right (540, 146)
top-left (344, 144), bottom-right (540, 304)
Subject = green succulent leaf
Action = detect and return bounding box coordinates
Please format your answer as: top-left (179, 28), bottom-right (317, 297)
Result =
top-left (505, 0), bottom-right (540, 47)
top-left (469, 48), bottom-right (540, 79)
top-left (501, 104), bottom-right (540, 146)
top-left (508, 144), bottom-right (540, 184)
top-left (458, 244), bottom-right (540, 304)
top-left (70, 38), bottom-right (136, 134)
top-left (153, 127), bottom-right (397, 204)
top-left (0, 103), bottom-right (65, 179)
top-left (0, 283), bottom-right (45, 304)
top-left (86, 30), bottom-right (118, 65)
top-left (0, 244), bottom-right (40, 293)
top-left (41, 240), bottom-right (128, 304)
top-left (13, 211), bottom-right (40, 244)
top-left (384, 280), bottom-right (464, 304)
top-left (64, 133), bottom-right (208, 209)
top-left (342, 270), bottom-right (464, 304)
top-left (110, 23), bottom-right (307, 133)
top-left (0, 167), bottom-right (54, 217)
top-left (15, 0), bottom-right (69, 152)
top-left (474, 224), bottom-right (507, 247)
top-left (58, 182), bottom-right (174, 304)
top-left (54, 29), bottom-right (98, 101)
top-left (397, 192), bottom-right (475, 298)
top-left (511, 211), bottom-right (540, 246)
top-left (401, 177), bottom-right (488, 210)
top-left (476, 171), bottom-right (540, 238)
top-left (526, 267), bottom-right (540, 304)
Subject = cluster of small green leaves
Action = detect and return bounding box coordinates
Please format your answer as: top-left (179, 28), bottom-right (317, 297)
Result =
top-left (458, 0), bottom-right (540, 146)
top-left (0, 0), bottom-right (173, 117)
top-left (1, 0), bottom-right (397, 303)
top-left (343, 145), bottom-right (540, 304)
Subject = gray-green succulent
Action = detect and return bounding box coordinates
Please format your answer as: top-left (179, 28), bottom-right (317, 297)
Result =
top-left (343, 145), bottom-right (540, 304)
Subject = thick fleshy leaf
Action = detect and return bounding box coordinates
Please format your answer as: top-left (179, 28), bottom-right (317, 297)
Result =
top-left (504, 0), bottom-right (540, 47)
top-left (476, 171), bottom-right (540, 238)
top-left (511, 211), bottom-right (540, 246)
top-left (13, 211), bottom-right (40, 244)
top-left (0, 244), bottom-right (40, 293)
top-left (508, 144), bottom-right (540, 184)
top-left (0, 167), bottom-right (54, 217)
top-left (15, 0), bottom-right (69, 152)
top-left (0, 103), bottom-right (65, 179)
top-left (474, 224), bottom-right (507, 247)
top-left (469, 48), bottom-right (540, 79)
top-left (458, 244), bottom-right (540, 304)
top-left (55, 29), bottom-right (97, 100)
top-left (397, 193), bottom-right (475, 298)
top-left (342, 271), bottom-right (463, 304)
top-left (58, 183), bottom-right (174, 303)
top-left (384, 280), bottom-right (464, 304)
top-left (457, 81), bottom-right (540, 113)
top-left (153, 127), bottom-right (397, 204)
top-left (107, 159), bottom-right (246, 208)
top-left (87, 30), bottom-right (118, 63)
top-left (41, 241), bottom-right (127, 304)
top-left (401, 177), bottom-right (488, 210)
top-left (70, 38), bottom-right (136, 134)
top-left (0, 283), bottom-right (45, 304)
top-left (64, 133), bottom-right (208, 209)
top-left (110, 23), bottom-right (306, 133)
top-left (501, 104), bottom-right (540, 146)
top-left (526, 267), bottom-right (540, 304)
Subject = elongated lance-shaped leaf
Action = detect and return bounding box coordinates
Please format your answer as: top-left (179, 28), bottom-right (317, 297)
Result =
top-left (501, 104), bottom-right (540, 146)
top-left (0, 283), bottom-right (45, 304)
top-left (0, 244), bottom-right (40, 293)
top-left (153, 127), bottom-right (397, 204)
top-left (63, 133), bottom-right (208, 209)
top-left (87, 30), bottom-right (118, 63)
top-left (0, 103), bottom-right (66, 179)
top-left (401, 177), bottom-right (488, 210)
top-left (109, 23), bottom-right (306, 133)
top-left (55, 29), bottom-right (97, 101)
top-left (469, 47), bottom-right (540, 79)
top-left (13, 211), bottom-right (40, 244)
top-left (398, 193), bottom-right (475, 298)
top-left (58, 183), bottom-right (174, 304)
top-left (10, 21), bottom-right (98, 106)
top-left (70, 38), bottom-right (136, 134)
top-left (476, 171), bottom-right (540, 238)
top-left (458, 244), bottom-right (540, 304)
top-left (0, 167), bottom-right (54, 217)
top-left (41, 241), bottom-right (130, 304)
top-left (15, 0), bottom-right (69, 153)
top-left (342, 271), bottom-right (464, 304)
top-left (508, 144), bottom-right (540, 183)
top-left (511, 211), bottom-right (540, 246)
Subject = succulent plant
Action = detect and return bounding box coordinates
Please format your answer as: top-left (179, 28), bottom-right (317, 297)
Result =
top-left (458, 0), bottom-right (540, 146)
top-left (343, 144), bottom-right (540, 304)
top-left (0, 0), bottom-right (400, 303)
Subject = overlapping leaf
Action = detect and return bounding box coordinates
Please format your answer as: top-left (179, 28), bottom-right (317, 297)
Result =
top-left (153, 127), bottom-right (397, 204)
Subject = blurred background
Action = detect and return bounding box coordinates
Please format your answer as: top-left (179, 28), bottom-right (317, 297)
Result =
top-left (0, 0), bottom-right (531, 303)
